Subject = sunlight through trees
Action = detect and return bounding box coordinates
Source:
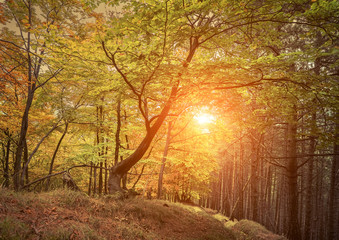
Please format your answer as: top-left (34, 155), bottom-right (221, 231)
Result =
top-left (1, 0), bottom-right (338, 239)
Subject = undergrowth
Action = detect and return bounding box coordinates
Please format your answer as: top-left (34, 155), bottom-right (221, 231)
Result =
top-left (0, 188), bottom-right (286, 240)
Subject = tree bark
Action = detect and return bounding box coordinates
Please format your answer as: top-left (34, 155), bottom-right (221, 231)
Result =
top-left (287, 106), bottom-right (302, 240)
top-left (238, 139), bottom-right (244, 219)
top-left (88, 162), bottom-right (93, 196)
top-left (99, 162), bottom-right (103, 195)
top-left (104, 157), bottom-right (108, 194)
top-left (304, 117), bottom-right (316, 240)
top-left (23, 139), bottom-right (29, 185)
top-left (3, 132), bottom-right (11, 187)
top-left (93, 164), bottom-right (97, 195)
top-left (14, 93), bottom-right (34, 190)
top-left (114, 98), bottom-right (121, 166)
top-left (328, 116), bottom-right (339, 240)
top-left (97, 105), bottom-right (103, 195)
top-left (250, 131), bottom-right (259, 221)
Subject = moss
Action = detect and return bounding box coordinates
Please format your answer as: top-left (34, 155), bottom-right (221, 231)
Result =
top-left (234, 219), bottom-right (270, 235)
top-left (233, 220), bottom-right (287, 240)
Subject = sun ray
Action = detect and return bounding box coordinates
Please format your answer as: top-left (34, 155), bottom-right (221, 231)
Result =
top-left (194, 113), bottom-right (215, 125)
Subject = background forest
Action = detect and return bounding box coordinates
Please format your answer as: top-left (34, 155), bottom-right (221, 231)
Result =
top-left (0, 0), bottom-right (338, 240)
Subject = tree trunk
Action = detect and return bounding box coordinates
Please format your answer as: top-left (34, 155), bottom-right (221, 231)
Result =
top-left (287, 107), bottom-right (302, 240)
top-left (114, 98), bottom-right (121, 166)
top-left (250, 132), bottom-right (259, 221)
top-left (88, 162), bottom-right (93, 196)
top-left (45, 122), bottom-right (68, 191)
top-left (238, 139), bottom-right (244, 219)
top-left (328, 117), bottom-right (339, 240)
top-left (23, 139), bottom-right (29, 185)
top-left (93, 164), bottom-right (97, 195)
top-left (3, 132), bottom-right (11, 187)
top-left (108, 85), bottom-right (177, 193)
top-left (13, 0), bottom-right (34, 191)
top-left (96, 105), bottom-right (103, 195)
top-left (274, 173), bottom-right (281, 233)
top-left (104, 157), bottom-right (108, 194)
top-left (99, 162), bottom-right (103, 195)
top-left (304, 125), bottom-right (316, 239)
top-left (157, 121), bottom-right (172, 199)
top-left (14, 93), bottom-right (33, 190)
top-left (265, 166), bottom-right (272, 227)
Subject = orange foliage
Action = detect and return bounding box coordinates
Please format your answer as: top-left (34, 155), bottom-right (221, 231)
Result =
top-left (0, 51), bottom-right (28, 132)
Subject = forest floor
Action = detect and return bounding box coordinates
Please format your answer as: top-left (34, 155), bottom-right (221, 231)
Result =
top-left (0, 188), bottom-right (287, 240)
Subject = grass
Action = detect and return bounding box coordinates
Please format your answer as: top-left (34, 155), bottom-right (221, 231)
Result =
top-left (0, 216), bottom-right (30, 240)
top-left (0, 187), bottom-right (286, 240)
top-left (232, 220), bottom-right (288, 240)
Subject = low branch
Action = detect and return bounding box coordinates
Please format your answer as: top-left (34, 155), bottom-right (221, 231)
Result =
top-left (21, 164), bottom-right (109, 189)
top-left (21, 120), bottom-right (63, 183)
top-left (132, 164), bottom-right (146, 189)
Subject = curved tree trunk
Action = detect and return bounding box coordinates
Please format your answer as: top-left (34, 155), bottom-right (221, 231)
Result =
top-left (45, 122), bottom-right (69, 191)
top-left (108, 85), bottom-right (178, 193)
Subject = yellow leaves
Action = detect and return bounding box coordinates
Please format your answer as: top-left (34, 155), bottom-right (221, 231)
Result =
top-left (0, 3), bottom-right (8, 24)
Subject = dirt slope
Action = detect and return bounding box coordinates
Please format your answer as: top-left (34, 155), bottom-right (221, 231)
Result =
top-left (0, 188), bottom-right (286, 240)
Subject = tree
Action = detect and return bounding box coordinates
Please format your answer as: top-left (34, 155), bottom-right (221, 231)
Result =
top-left (97, 0), bottom-right (331, 193)
top-left (1, 0), bottom-right (91, 190)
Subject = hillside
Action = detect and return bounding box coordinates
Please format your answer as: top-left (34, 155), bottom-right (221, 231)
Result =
top-left (0, 188), bottom-right (287, 240)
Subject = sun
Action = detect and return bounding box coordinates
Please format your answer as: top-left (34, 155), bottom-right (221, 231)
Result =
top-left (194, 113), bottom-right (215, 125)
